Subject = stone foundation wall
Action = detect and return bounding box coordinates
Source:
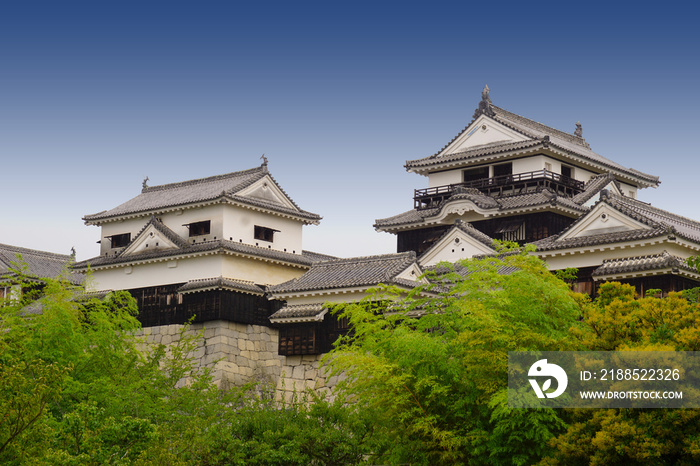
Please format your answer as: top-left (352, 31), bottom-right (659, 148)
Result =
top-left (136, 320), bottom-right (339, 400)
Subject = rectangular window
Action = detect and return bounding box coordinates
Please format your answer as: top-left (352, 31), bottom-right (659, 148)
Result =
top-left (254, 225), bottom-right (278, 243)
top-left (463, 166), bottom-right (490, 183)
top-left (493, 162), bottom-right (512, 177)
top-left (109, 233), bottom-right (131, 248)
top-left (561, 165), bottom-right (573, 179)
top-left (187, 220), bottom-right (211, 237)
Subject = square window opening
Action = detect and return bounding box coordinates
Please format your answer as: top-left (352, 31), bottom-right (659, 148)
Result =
top-left (187, 220), bottom-right (211, 237)
top-left (109, 233), bottom-right (131, 248)
top-left (254, 225), bottom-right (278, 243)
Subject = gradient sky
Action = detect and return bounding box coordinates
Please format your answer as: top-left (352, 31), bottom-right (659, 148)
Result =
top-left (2, 1), bottom-right (699, 261)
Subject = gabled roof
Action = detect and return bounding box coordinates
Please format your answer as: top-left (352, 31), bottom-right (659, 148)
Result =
top-left (0, 243), bottom-right (81, 284)
top-left (405, 88), bottom-right (659, 188)
top-left (534, 192), bottom-right (700, 252)
top-left (418, 220), bottom-right (496, 267)
top-left (117, 216), bottom-right (189, 258)
top-left (267, 251), bottom-right (423, 296)
top-left (592, 251), bottom-right (698, 280)
top-left (83, 164), bottom-right (321, 224)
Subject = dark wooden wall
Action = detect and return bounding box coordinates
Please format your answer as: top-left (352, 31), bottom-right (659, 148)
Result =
top-left (129, 285), bottom-right (283, 328)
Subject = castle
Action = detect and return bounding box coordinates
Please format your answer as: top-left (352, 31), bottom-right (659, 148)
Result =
top-left (7, 86), bottom-right (700, 391)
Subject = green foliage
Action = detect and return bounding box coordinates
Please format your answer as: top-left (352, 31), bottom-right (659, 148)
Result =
top-left (193, 391), bottom-right (374, 466)
top-left (544, 283), bottom-right (700, 465)
top-left (0, 265), bottom-right (373, 465)
top-left (326, 245), bottom-right (582, 464)
top-left (7, 253), bottom-right (700, 464)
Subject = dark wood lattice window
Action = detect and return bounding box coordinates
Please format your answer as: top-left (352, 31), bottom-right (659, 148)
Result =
top-left (187, 220), bottom-right (211, 237)
top-left (278, 325), bottom-right (317, 355)
top-left (109, 233), bottom-right (131, 248)
top-left (493, 162), bottom-right (512, 177)
top-left (463, 166), bottom-right (489, 182)
top-left (561, 165), bottom-right (573, 178)
top-left (254, 225), bottom-right (278, 243)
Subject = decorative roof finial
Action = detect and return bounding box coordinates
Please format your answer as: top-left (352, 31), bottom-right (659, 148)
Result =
top-left (473, 84), bottom-right (496, 119)
top-left (574, 121), bottom-right (583, 138)
top-left (260, 153), bottom-right (268, 170)
top-left (142, 176), bottom-right (149, 190)
top-left (70, 246), bottom-right (76, 258)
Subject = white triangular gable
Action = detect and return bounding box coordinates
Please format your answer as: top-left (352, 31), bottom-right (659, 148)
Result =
top-left (582, 182), bottom-right (622, 208)
top-left (121, 223), bottom-right (182, 256)
top-left (558, 203), bottom-right (651, 241)
top-left (236, 175), bottom-right (297, 210)
top-left (396, 262), bottom-right (427, 284)
top-left (439, 115), bottom-right (530, 157)
top-left (419, 227), bottom-right (496, 268)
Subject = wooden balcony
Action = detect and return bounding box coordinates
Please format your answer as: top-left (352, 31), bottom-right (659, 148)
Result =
top-left (414, 169), bottom-right (585, 209)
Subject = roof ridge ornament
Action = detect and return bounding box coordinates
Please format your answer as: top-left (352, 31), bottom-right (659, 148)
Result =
top-left (142, 176), bottom-right (149, 191)
top-left (472, 84), bottom-right (496, 119)
top-left (574, 121), bottom-right (583, 138)
top-left (260, 153), bottom-right (269, 173)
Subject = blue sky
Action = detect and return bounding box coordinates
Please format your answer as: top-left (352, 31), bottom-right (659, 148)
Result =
top-left (2, 1), bottom-right (699, 260)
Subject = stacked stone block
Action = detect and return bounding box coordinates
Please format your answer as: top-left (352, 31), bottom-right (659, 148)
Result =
top-left (136, 320), bottom-right (338, 400)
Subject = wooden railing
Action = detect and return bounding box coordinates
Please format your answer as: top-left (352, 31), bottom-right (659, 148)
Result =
top-left (413, 169), bottom-right (585, 209)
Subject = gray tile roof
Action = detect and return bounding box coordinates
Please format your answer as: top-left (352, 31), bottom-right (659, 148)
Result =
top-left (604, 194), bottom-right (700, 243)
top-left (405, 104), bottom-right (659, 187)
top-left (534, 193), bottom-right (700, 252)
top-left (406, 140), bottom-right (542, 170)
top-left (0, 243), bottom-right (82, 284)
top-left (267, 251), bottom-right (422, 295)
top-left (74, 238), bottom-right (327, 270)
top-left (374, 188), bottom-right (587, 230)
top-left (572, 173), bottom-right (620, 205)
top-left (374, 207), bottom-right (439, 229)
top-left (425, 261), bottom-right (522, 283)
top-left (177, 276), bottom-right (265, 295)
top-left (534, 227), bottom-right (668, 252)
top-left (495, 189), bottom-right (585, 212)
top-left (83, 165), bottom-right (321, 224)
top-left (269, 303), bottom-right (327, 323)
top-left (592, 251), bottom-right (698, 278)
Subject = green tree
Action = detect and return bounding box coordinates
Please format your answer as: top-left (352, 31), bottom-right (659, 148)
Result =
top-left (1, 263), bottom-right (375, 465)
top-left (326, 245), bottom-right (583, 465)
top-left (543, 283), bottom-right (700, 465)
top-left (0, 267), bottom-right (220, 464)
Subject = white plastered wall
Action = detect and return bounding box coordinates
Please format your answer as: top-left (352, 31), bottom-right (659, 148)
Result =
top-left (88, 254), bottom-right (225, 291)
top-left (618, 182), bottom-right (638, 199)
top-left (88, 253), bottom-right (308, 291)
top-left (222, 206), bottom-right (303, 254)
top-left (429, 169), bottom-right (463, 188)
top-left (96, 203), bottom-right (305, 257)
top-left (221, 254), bottom-right (307, 286)
top-left (426, 155), bottom-right (601, 189)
